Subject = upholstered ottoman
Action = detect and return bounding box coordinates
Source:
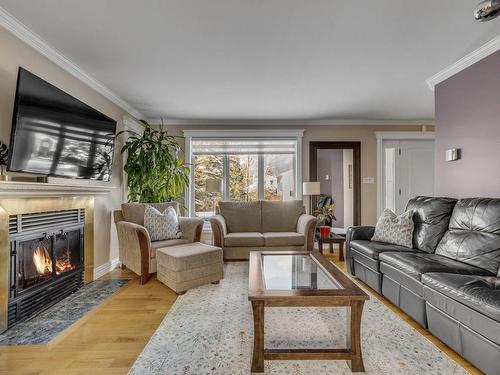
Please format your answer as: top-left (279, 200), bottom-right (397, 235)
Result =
top-left (156, 242), bottom-right (223, 294)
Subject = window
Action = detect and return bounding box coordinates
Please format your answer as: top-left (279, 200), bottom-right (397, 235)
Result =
top-left (185, 132), bottom-right (303, 218)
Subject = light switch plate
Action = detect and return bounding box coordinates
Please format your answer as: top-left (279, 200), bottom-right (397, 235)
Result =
top-left (362, 177), bottom-right (375, 184)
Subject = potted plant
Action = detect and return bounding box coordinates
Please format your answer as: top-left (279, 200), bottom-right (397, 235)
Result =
top-left (0, 142), bottom-right (8, 181)
top-left (117, 120), bottom-right (190, 204)
top-left (316, 203), bottom-right (337, 238)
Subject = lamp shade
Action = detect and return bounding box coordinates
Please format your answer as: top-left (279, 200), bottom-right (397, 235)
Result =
top-left (205, 179), bottom-right (222, 193)
top-left (302, 181), bottom-right (320, 195)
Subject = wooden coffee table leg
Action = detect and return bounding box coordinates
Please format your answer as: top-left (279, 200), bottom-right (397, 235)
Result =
top-left (251, 301), bottom-right (265, 372)
top-left (318, 240), bottom-right (323, 254)
top-left (347, 301), bottom-right (365, 372)
top-left (329, 242), bottom-right (333, 254)
top-left (339, 241), bottom-right (345, 262)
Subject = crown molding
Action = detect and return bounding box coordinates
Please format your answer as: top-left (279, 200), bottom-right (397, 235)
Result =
top-left (0, 6), bottom-right (144, 119)
top-left (150, 118), bottom-right (434, 126)
top-left (426, 34), bottom-right (500, 91)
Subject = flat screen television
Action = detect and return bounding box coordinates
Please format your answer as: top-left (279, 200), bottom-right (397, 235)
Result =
top-left (7, 67), bottom-right (117, 181)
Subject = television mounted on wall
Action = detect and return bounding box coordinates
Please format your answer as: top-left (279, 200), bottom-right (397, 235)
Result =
top-left (7, 67), bottom-right (117, 181)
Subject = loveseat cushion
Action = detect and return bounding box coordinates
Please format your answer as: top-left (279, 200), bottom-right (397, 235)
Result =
top-left (379, 252), bottom-right (493, 281)
top-left (350, 240), bottom-right (421, 260)
top-left (435, 198), bottom-right (500, 274)
top-left (263, 232), bottom-right (305, 247)
top-left (219, 201), bottom-right (262, 233)
top-left (224, 232), bottom-right (264, 247)
top-left (121, 202), bottom-right (179, 225)
top-left (422, 273), bottom-right (500, 323)
top-left (405, 196), bottom-right (457, 253)
top-left (261, 200), bottom-right (305, 232)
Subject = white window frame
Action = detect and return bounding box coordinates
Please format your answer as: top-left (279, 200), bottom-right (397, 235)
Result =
top-left (184, 129), bottom-right (304, 217)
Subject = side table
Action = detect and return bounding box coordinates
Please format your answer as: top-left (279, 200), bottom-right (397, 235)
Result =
top-left (317, 233), bottom-right (346, 261)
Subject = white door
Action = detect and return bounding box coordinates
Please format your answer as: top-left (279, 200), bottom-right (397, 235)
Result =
top-left (381, 140), bottom-right (435, 214)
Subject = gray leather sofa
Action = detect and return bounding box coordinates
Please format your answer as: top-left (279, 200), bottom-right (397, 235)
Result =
top-left (346, 197), bottom-right (500, 375)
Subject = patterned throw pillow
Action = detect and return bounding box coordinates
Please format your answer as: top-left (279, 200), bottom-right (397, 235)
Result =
top-left (144, 205), bottom-right (182, 241)
top-left (371, 208), bottom-right (414, 248)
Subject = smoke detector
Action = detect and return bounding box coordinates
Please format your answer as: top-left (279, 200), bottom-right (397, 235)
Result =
top-left (475, 0), bottom-right (500, 21)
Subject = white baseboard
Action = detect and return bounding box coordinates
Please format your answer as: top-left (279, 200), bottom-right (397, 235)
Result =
top-left (93, 258), bottom-right (120, 280)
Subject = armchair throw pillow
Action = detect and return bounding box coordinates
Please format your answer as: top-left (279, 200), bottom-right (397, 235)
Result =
top-left (144, 205), bottom-right (182, 241)
top-left (371, 208), bottom-right (414, 248)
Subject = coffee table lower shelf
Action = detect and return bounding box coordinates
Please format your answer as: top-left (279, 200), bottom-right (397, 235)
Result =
top-left (250, 299), bottom-right (366, 373)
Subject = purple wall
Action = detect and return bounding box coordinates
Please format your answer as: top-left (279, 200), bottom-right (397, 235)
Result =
top-left (435, 50), bottom-right (500, 198)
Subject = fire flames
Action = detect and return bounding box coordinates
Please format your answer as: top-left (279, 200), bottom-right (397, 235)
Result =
top-left (33, 247), bottom-right (75, 276)
top-left (33, 247), bottom-right (52, 275)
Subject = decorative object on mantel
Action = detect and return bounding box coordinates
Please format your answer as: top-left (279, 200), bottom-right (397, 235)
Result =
top-left (0, 142), bottom-right (9, 181)
top-left (117, 120), bottom-right (190, 206)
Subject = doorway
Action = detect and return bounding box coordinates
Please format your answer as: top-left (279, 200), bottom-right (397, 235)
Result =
top-left (377, 133), bottom-right (435, 215)
top-left (310, 142), bottom-right (361, 228)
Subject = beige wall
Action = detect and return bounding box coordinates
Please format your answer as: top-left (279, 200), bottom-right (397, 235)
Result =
top-left (0, 27), bottom-right (133, 269)
top-left (163, 124), bottom-right (433, 225)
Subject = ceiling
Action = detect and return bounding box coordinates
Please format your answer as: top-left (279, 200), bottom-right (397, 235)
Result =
top-left (1, 0), bottom-right (499, 122)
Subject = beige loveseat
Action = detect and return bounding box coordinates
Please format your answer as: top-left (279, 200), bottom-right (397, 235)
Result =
top-left (209, 200), bottom-right (317, 260)
top-left (113, 202), bottom-right (204, 284)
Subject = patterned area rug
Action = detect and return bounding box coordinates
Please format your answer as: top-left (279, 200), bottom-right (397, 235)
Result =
top-left (129, 263), bottom-right (467, 375)
top-left (0, 279), bottom-right (130, 345)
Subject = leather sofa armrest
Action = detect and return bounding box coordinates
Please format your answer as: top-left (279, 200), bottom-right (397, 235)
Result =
top-left (178, 217), bottom-right (204, 243)
top-left (115, 221), bottom-right (152, 284)
top-left (345, 226), bottom-right (376, 275)
top-left (297, 214), bottom-right (317, 252)
top-left (209, 215), bottom-right (227, 248)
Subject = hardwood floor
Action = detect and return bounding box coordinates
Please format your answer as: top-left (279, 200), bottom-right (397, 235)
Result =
top-left (0, 269), bottom-right (177, 375)
top-left (0, 253), bottom-right (482, 374)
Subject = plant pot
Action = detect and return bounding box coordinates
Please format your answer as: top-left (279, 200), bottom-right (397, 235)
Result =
top-left (319, 226), bottom-right (331, 238)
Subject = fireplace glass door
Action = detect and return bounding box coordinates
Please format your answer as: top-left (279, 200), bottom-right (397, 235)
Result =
top-left (18, 236), bottom-right (53, 291)
top-left (16, 228), bottom-right (83, 294)
top-left (53, 230), bottom-right (82, 276)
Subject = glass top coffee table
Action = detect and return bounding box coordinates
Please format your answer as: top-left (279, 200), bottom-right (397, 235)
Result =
top-left (248, 251), bottom-right (369, 373)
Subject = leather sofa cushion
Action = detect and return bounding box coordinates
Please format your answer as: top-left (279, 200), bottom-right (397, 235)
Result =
top-left (151, 239), bottom-right (190, 258)
top-left (379, 252), bottom-right (493, 281)
top-left (350, 240), bottom-right (421, 260)
top-left (435, 198), bottom-right (500, 275)
top-left (219, 201), bottom-right (262, 233)
top-left (422, 273), bottom-right (500, 323)
top-left (121, 202), bottom-right (178, 226)
top-left (261, 200), bottom-right (305, 232)
top-left (224, 232), bottom-right (264, 247)
top-left (263, 232), bottom-right (305, 247)
top-left (405, 196), bottom-right (457, 253)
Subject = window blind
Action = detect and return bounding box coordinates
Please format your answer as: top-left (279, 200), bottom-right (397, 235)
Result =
top-left (191, 138), bottom-right (297, 155)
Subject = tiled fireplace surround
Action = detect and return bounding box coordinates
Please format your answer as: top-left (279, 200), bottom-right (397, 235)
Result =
top-left (0, 185), bottom-right (101, 333)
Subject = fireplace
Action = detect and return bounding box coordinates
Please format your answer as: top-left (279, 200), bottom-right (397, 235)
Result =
top-left (8, 209), bottom-right (85, 327)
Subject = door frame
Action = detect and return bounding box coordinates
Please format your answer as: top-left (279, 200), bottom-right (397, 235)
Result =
top-left (376, 132), bottom-right (435, 216)
top-left (309, 141), bottom-right (361, 226)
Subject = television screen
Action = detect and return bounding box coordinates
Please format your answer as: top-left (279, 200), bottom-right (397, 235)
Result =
top-left (7, 68), bottom-right (117, 181)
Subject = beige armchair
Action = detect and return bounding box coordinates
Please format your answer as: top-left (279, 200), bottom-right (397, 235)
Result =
top-left (210, 200), bottom-right (317, 260)
top-left (114, 202), bottom-right (204, 284)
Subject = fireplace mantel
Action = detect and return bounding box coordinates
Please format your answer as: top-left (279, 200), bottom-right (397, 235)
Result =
top-left (0, 181), bottom-right (115, 197)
